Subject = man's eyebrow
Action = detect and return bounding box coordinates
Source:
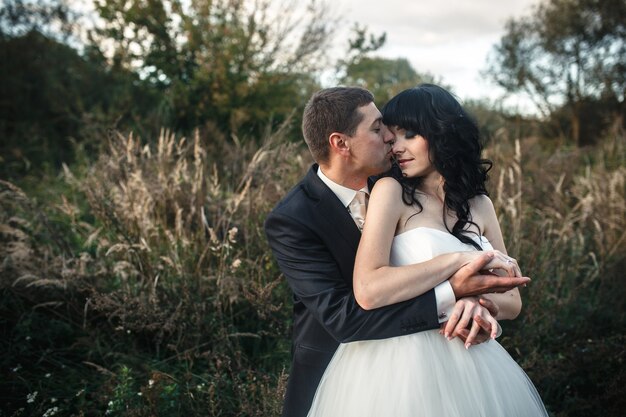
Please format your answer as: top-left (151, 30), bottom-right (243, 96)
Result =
top-left (370, 117), bottom-right (382, 127)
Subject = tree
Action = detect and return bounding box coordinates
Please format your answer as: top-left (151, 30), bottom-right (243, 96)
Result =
top-left (0, 0), bottom-right (77, 40)
top-left (485, 0), bottom-right (625, 145)
top-left (343, 57), bottom-right (436, 106)
top-left (90, 0), bottom-right (336, 137)
top-left (338, 25), bottom-right (435, 106)
top-left (0, 1), bottom-right (159, 177)
top-left (0, 29), bottom-right (159, 178)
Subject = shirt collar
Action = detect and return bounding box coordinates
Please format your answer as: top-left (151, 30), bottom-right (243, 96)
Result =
top-left (317, 167), bottom-right (368, 207)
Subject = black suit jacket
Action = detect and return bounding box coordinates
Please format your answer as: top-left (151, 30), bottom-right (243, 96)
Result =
top-left (264, 164), bottom-right (440, 417)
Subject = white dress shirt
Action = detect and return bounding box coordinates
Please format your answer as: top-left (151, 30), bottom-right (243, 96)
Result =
top-left (317, 167), bottom-right (456, 323)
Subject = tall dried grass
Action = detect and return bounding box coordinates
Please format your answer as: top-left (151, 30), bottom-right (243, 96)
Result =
top-left (486, 132), bottom-right (626, 416)
top-left (1, 123), bottom-right (624, 416)
top-left (1, 122), bottom-right (306, 415)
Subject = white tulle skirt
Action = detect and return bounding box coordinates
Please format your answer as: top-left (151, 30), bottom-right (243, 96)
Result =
top-left (307, 329), bottom-right (548, 417)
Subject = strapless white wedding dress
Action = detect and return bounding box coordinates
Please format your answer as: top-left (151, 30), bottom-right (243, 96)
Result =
top-left (307, 227), bottom-right (548, 417)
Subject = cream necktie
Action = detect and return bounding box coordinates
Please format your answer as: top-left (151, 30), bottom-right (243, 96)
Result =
top-left (348, 190), bottom-right (369, 231)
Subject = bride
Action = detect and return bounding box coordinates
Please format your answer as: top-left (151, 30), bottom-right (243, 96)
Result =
top-left (307, 84), bottom-right (548, 416)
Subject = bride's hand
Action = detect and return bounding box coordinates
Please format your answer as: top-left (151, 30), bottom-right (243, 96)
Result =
top-left (472, 250), bottom-right (521, 278)
top-left (442, 297), bottom-right (500, 348)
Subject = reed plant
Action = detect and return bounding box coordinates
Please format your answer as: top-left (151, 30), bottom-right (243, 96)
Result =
top-left (1, 122), bottom-right (305, 416)
top-left (486, 131), bottom-right (626, 417)
top-left (1, 122), bottom-right (624, 416)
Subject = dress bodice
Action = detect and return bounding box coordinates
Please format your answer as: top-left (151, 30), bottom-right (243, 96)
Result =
top-left (390, 227), bottom-right (493, 266)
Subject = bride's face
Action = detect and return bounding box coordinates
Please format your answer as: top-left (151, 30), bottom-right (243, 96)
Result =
top-left (391, 127), bottom-right (435, 178)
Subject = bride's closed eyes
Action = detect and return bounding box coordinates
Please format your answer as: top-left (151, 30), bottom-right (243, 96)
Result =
top-left (392, 127), bottom-right (418, 139)
top-left (404, 129), bottom-right (418, 139)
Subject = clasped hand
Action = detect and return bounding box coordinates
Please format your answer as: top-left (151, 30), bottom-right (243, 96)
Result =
top-left (439, 297), bottom-right (499, 349)
top-left (442, 250), bottom-right (530, 348)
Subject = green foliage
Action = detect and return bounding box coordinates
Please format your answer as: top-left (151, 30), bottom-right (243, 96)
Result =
top-left (90, 0), bottom-right (333, 137)
top-left (463, 99), bottom-right (539, 146)
top-left (336, 25), bottom-right (442, 106)
top-left (484, 132), bottom-right (626, 416)
top-left (485, 0), bottom-right (626, 145)
top-left (2, 119), bottom-right (626, 415)
top-left (2, 2), bottom-right (625, 416)
top-left (342, 23), bottom-right (387, 66)
top-left (343, 57), bottom-right (436, 106)
top-left (0, 0), bottom-right (76, 40)
top-left (0, 1), bottom-right (334, 179)
top-left (0, 30), bottom-right (87, 176)
top-left (0, 29), bottom-right (162, 179)
top-left (0, 121), bottom-right (304, 415)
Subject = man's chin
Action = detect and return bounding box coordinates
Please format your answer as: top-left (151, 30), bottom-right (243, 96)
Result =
top-left (369, 161), bottom-right (393, 177)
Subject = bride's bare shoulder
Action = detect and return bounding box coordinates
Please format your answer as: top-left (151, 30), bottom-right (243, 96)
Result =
top-left (469, 194), bottom-right (495, 214)
top-left (469, 194), bottom-right (498, 233)
top-left (371, 177), bottom-right (402, 193)
top-left (369, 177), bottom-right (403, 210)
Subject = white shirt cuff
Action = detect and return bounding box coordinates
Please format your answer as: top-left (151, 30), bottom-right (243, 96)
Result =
top-left (434, 280), bottom-right (504, 338)
top-left (434, 281), bottom-right (456, 324)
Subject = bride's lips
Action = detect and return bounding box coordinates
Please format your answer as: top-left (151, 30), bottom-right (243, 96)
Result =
top-left (397, 158), bottom-right (413, 167)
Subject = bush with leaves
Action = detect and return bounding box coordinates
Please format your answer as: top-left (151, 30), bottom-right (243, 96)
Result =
top-left (1, 121), bottom-right (305, 415)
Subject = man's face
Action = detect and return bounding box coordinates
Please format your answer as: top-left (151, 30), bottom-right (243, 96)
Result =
top-left (344, 102), bottom-right (395, 177)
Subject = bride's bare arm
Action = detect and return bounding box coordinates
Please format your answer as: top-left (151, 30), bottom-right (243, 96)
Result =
top-left (472, 195), bottom-right (523, 320)
top-left (354, 178), bottom-right (492, 310)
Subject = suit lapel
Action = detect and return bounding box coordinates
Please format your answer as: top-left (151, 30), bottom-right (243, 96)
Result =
top-left (302, 165), bottom-right (361, 255)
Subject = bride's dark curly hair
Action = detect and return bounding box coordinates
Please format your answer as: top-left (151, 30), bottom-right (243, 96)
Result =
top-left (381, 84), bottom-right (492, 249)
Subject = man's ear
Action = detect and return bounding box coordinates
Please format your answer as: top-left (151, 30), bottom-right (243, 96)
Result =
top-left (329, 132), bottom-right (350, 157)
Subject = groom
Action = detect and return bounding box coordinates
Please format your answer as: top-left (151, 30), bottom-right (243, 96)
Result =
top-left (264, 87), bottom-right (529, 417)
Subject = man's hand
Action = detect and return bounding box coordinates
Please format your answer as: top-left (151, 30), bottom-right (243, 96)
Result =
top-left (449, 252), bottom-right (530, 298)
top-left (440, 297), bottom-right (500, 348)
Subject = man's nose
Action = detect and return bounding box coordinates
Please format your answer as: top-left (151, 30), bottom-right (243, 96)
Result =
top-left (383, 127), bottom-right (395, 144)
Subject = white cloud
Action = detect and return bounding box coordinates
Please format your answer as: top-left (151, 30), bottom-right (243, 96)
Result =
top-left (329, 0), bottom-right (542, 108)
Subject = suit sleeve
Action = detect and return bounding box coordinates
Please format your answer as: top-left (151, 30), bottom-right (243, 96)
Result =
top-left (265, 210), bottom-right (440, 343)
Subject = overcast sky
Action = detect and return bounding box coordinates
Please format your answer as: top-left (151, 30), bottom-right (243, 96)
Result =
top-left (76, 0), bottom-right (542, 110)
top-left (327, 0), bottom-right (542, 110)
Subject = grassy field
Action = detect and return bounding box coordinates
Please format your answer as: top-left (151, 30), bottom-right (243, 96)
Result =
top-left (1, 123), bottom-right (625, 416)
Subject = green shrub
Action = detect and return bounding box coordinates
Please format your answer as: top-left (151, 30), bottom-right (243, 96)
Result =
top-left (486, 133), bottom-right (626, 416)
top-left (1, 125), bottom-right (624, 416)
top-left (1, 123), bottom-right (303, 416)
